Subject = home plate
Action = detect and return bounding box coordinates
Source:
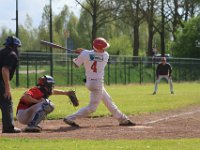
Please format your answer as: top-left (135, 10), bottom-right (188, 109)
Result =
top-left (128, 125), bottom-right (152, 129)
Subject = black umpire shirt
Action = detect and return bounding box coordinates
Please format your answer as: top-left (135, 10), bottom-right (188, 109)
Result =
top-left (156, 63), bottom-right (172, 78)
top-left (0, 47), bottom-right (19, 81)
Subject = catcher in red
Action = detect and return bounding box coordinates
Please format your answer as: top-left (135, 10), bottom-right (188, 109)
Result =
top-left (16, 75), bottom-right (78, 132)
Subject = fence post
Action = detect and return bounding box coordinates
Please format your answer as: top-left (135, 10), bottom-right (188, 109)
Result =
top-left (128, 60), bottom-right (131, 83)
top-left (67, 56), bottom-right (70, 85)
top-left (107, 59), bottom-right (110, 85)
top-left (35, 60), bottom-right (38, 85)
top-left (16, 66), bottom-right (19, 87)
top-left (26, 53), bottom-right (29, 88)
top-left (115, 61), bottom-right (117, 84)
top-left (178, 59), bottom-right (181, 82)
top-left (70, 55), bottom-right (73, 86)
top-left (139, 57), bottom-right (142, 84)
top-left (124, 57), bottom-right (127, 84)
top-left (153, 58), bottom-right (156, 83)
top-left (50, 52), bottom-right (53, 77)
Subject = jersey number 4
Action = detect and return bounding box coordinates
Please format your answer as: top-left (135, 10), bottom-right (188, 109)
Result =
top-left (91, 61), bottom-right (97, 72)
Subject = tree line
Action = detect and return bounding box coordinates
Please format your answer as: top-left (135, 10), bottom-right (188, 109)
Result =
top-left (0, 0), bottom-right (200, 58)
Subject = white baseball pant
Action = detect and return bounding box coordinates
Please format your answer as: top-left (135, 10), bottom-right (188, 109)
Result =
top-left (17, 99), bottom-right (54, 125)
top-left (154, 75), bottom-right (174, 93)
top-left (66, 78), bottom-right (129, 124)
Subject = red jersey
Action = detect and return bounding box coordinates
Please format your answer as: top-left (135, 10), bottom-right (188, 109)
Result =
top-left (17, 87), bottom-right (44, 111)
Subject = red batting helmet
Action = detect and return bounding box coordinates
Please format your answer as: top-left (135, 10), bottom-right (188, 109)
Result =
top-left (93, 37), bottom-right (110, 51)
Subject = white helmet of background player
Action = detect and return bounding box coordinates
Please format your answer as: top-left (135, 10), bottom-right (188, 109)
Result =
top-left (37, 75), bottom-right (55, 95)
top-left (93, 37), bottom-right (110, 52)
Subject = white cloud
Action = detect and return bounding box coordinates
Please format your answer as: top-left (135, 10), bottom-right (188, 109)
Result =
top-left (0, 0), bottom-right (81, 32)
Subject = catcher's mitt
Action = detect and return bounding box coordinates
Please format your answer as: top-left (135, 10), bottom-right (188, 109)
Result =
top-left (68, 90), bottom-right (79, 107)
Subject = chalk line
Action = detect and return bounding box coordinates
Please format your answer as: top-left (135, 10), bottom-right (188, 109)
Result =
top-left (144, 109), bottom-right (200, 125)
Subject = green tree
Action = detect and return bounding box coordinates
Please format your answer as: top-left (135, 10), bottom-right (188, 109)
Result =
top-left (38, 5), bottom-right (51, 52)
top-left (0, 28), bottom-right (14, 46)
top-left (76, 10), bottom-right (92, 49)
top-left (75, 0), bottom-right (119, 45)
top-left (173, 16), bottom-right (200, 58)
top-left (19, 14), bottom-right (39, 51)
top-left (66, 13), bottom-right (79, 49)
top-left (53, 5), bottom-right (70, 51)
top-left (108, 35), bottom-right (132, 55)
top-left (116, 0), bottom-right (145, 56)
top-left (77, 8), bottom-right (133, 54)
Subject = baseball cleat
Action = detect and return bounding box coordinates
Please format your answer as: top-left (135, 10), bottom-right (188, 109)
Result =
top-left (152, 91), bottom-right (156, 95)
top-left (63, 118), bottom-right (79, 127)
top-left (2, 127), bottom-right (21, 133)
top-left (24, 125), bottom-right (42, 132)
top-left (171, 91), bottom-right (174, 94)
top-left (119, 120), bottom-right (136, 126)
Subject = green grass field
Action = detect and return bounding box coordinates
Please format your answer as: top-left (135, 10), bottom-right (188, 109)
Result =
top-left (1, 138), bottom-right (200, 150)
top-left (10, 82), bottom-right (200, 119)
top-left (1, 82), bottom-right (200, 149)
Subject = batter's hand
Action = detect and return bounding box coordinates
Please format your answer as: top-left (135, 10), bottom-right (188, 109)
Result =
top-left (75, 48), bottom-right (83, 54)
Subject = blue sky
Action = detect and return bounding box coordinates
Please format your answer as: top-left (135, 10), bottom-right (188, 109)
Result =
top-left (0, 0), bottom-right (81, 32)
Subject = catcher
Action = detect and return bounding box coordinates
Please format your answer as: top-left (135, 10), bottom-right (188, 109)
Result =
top-left (16, 75), bottom-right (78, 132)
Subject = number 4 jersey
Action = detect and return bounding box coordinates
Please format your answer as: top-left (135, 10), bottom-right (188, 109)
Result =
top-left (73, 50), bottom-right (109, 80)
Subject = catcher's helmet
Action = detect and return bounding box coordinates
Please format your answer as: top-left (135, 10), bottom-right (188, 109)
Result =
top-left (37, 75), bottom-right (55, 95)
top-left (4, 36), bottom-right (21, 47)
top-left (93, 37), bottom-right (110, 51)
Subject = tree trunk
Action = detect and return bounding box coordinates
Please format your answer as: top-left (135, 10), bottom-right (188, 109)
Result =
top-left (160, 32), bottom-right (165, 57)
top-left (148, 26), bottom-right (154, 56)
top-left (133, 0), bottom-right (140, 56)
top-left (133, 23), bottom-right (139, 56)
top-left (92, 17), bottom-right (97, 47)
top-left (147, 0), bottom-right (154, 56)
top-left (160, 0), bottom-right (165, 57)
top-left (91, 0), bottom-right (98, 48)
top-left (184, 0), bottom-right (189, 21)
top-left (172, 0), bottom-right (179, 40)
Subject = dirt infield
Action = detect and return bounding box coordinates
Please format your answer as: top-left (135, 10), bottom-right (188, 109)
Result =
top-left (1, 105), bottom-right (200, 140)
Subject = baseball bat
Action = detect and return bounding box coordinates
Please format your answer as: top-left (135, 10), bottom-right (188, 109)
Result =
top-left (40, 40), bottom-right (74, 52)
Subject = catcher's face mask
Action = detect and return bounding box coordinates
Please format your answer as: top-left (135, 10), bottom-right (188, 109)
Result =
top-left (38, 75), bottom-right (55, 95)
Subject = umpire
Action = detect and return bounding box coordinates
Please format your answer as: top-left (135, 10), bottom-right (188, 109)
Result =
top-left (153, 57), bottom-right (174, 95)
top-left (0, 36), bottom-right (21, 133)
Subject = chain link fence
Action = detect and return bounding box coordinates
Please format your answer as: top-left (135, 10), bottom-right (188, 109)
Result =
top-left (12, 52), bottom-right (200, 88)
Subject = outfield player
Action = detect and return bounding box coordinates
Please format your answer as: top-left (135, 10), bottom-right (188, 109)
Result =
top-left (0, 36), bottom-right (21, 133)
top-left (153, 57), bottom-right (174, 95)
top-left (16, 75), bottom-right (75, 132)
top-left (64, 37), bottom-right (136, 127)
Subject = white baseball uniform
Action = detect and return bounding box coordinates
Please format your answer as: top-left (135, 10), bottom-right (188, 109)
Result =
top-left (65, 50), bottom-right (129, 124)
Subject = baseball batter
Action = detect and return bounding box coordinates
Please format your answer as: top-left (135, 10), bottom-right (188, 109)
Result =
top-left (64, 37), bottom-right (135, 127)
top-left (153, 57), bottom-right (174, 94)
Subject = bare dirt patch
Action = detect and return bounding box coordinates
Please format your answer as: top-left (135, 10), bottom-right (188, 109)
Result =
top-left (1, 105), bottom-right (200, 140)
